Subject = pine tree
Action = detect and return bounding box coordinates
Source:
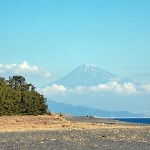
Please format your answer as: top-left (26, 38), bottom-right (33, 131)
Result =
top-left (0, 75), bottom-right (48, 116)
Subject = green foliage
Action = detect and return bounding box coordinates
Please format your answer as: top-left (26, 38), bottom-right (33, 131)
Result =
top-left (0, 76), bottom-right (48, 116)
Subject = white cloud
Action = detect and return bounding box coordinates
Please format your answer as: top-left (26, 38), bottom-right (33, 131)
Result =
top-left (123, 82), bottom-right (137, 93)
top-left (39, 84), bottom-right (67, 96)
top-left (43, 71), bottom-right (52, 77)
top-left (19, 61), bottom-right (38, 72)
top-left (90, 82), bottom-right (137, 94)
top-left (141, 84), bottom-right (150, 93)
top-left (0, 61), bottom-right (51, 78)
top-left (39, 82), bottom-right (142, 97)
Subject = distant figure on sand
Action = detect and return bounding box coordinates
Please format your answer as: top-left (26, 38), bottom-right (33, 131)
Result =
top-left (87, 115), bottom-right (92, 118)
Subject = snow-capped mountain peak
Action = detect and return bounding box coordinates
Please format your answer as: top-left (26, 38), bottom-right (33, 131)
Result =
top-left (82, 64), bottom-right (98, 72)
top-left (50, 64), bottom-right (118, 88)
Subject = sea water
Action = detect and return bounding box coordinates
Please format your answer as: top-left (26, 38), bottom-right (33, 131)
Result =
top-left (113, 118), bottom-right (150, 124)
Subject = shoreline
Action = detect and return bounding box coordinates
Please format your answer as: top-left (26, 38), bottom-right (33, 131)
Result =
top-left (0, 115), bottom-right (149, 133)
top-left (0, 115), bottom-right (150, 150)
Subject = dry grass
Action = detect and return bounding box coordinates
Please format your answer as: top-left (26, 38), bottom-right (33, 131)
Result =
top-left (0, 115), bottom-right (150, 134)
top-left (0, 114), bottom-right (67, 132)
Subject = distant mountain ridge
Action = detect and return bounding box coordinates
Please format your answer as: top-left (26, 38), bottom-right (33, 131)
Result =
top-left (47, 100), bottom-right (143, 117)
top-left (50, 64), bottom-right (118, 88)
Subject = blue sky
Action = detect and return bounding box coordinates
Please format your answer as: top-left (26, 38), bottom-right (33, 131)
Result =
top-left (0, 0), bottom-right (150, 114)
top-left (0, 0), bottom-right (150, 86)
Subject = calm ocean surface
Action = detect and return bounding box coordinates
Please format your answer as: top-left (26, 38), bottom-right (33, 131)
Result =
top-left (113, 118), bottom-right (150, 124)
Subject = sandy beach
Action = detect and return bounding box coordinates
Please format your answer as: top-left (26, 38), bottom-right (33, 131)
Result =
top-left (0, 115), bottom-right (150, 150)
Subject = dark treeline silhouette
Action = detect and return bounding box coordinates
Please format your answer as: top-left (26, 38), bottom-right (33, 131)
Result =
top-left (0, 75), bottom-right (48, 116)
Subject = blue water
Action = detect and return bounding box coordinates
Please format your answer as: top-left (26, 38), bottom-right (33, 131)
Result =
top-left (113, 118), bottom-right (150, 124)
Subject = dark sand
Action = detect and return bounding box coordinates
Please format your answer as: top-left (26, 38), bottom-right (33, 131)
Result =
top-left (0, 115), bottom-right (150, 150)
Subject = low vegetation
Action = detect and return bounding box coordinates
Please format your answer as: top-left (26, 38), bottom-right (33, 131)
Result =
top-left (0, 75), bottom-right (48, 116)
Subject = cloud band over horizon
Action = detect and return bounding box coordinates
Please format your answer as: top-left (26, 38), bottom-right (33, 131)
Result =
top-left (38, 81), bottom-right (150, 97)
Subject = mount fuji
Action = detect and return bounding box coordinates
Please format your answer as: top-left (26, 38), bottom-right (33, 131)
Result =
top-left (50, 64), bottom-right (130, 88)
top-left (44, 64), bottom-right (147, 117)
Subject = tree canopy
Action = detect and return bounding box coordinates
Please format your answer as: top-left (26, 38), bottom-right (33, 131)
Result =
top-left (0, 75), bottom-right (48, 116)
